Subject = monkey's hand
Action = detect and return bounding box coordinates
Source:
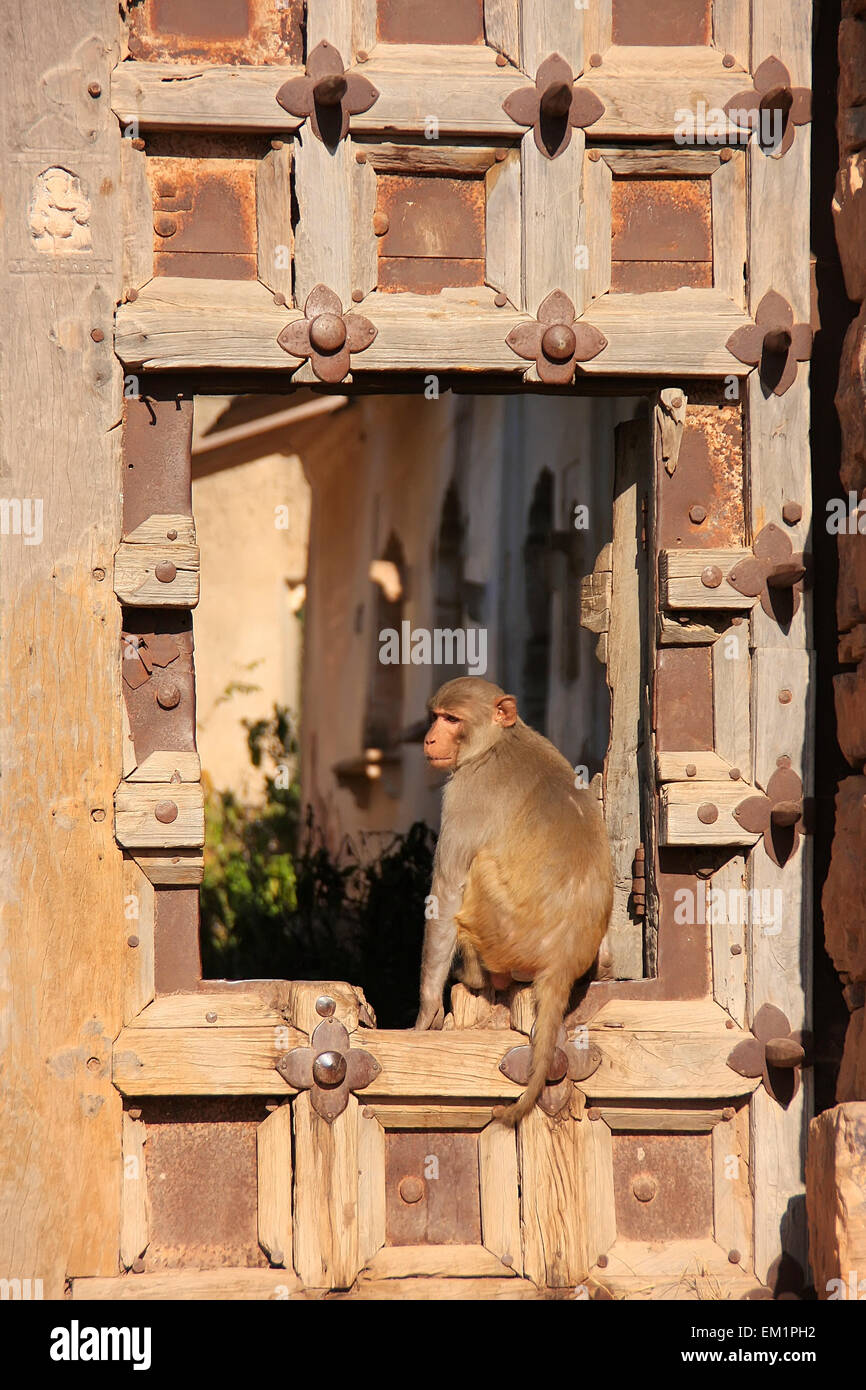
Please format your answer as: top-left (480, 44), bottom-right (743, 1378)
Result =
top-left (414, 1002), bottom-right (445, 1031)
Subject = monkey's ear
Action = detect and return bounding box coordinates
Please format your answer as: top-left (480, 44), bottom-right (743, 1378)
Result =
top-left (494, 695), bottom-right (518, 727)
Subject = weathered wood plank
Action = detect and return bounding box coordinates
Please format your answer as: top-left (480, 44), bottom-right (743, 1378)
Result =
top-left (582, 1111), bottom-right (616, 1267)
top-left (351, 152), bottom-right (378, 302)
top-left (255, 140), bottom-right (293, 302)
top-left (712, 151), bottom-right (747, 309)
top-left (131, 851), bottom-right (204, 886)
top-left (712, 1107), bottom-right (752, 1263)
top-left (132, 991), bottom-right (287, 1028)
top-left (713, 623), bottom-right (751, 774)
top-left (713, 0), bottom-right (751, 72)
top-left (120, 135), bottom-right (153, 297)
top-left (115, 781), bottom-right (205, 849)
top-left (710, 854), bottom-right (747, 1028)
top-left (293, 127), bottom-right (353, 310)
top-left (293, 1091), bottom-right (360, 1290)
top-left (479, 1123), bottom-right (522, 1274)
top-left (127, 751), bottom-right (201, 782)
top-left (659, 547), bottom-right (753, 609)
top-left (659, 782), bottom-right (761, 847)
top-left (119, 1112), bottom-right (148, 1270)
top-left (656, 751), bottom-right (737, 782)
top-left (257, 1103), bottom-right (292, 1268)
top-left (357, 1108), bottom-right (386, 1267)
top-left (604, 420), bottom-right (647, 977)
top-left (73, 1269), bottom-right (303, 1299)
top-left (522, 133), bottom-right (584, 323)
top-left (600, 1107), bottom-right (725, 1132)
top-left (485, 148), bottom-right (522, 308)
top-left (520, 0), bottom-right (582, 75)
top-left (114, 541), bottom-right (200, 608)
top-left (483, 0), bottom-right (520, 66)
top-left (284, 980), bottom-right (373, 1036)
top-left (0, 0), bottom-right (126, 1296)
top-left (115, 278), bottom-right (754, 377)
top-left (123, 858), bottom-right (154, 1025)
top-left (582, 1035), bottom-right (761, 1101)
top-left (366, 1245), bottom-right (514, 1278)
top-left (518, 1110), bottom-right (592, 1287)
top-left (112, 1024), bottom-right (306, 1095)
top-left (602, 148), bottom-right (721, 176)
top-left (581, 151), bottom-right (611, 307)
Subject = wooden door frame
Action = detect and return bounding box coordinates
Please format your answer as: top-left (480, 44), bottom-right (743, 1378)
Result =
top-left (1, 0), bottom-right (813, 1300)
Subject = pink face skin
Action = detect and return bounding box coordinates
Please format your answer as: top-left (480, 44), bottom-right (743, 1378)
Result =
top-left (424, 708), bottom-right (463, 770)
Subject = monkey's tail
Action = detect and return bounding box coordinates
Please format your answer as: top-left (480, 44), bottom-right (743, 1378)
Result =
top-left (492, 971), bottom-right (572, 1127)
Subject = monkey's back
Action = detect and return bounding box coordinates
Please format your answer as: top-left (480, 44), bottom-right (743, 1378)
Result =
top-left (454, 725), bottom-right (613, 980)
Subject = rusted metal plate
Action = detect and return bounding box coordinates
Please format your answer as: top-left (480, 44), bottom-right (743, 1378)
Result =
top-left (377, 174), bottom-right (485, 293)
top-left (612, 1131), bottom-right (713, 1241)
top-left (154, 887), bottom-right (202, 994)
top-left (378, 257), bottom-right (484, 293)
top-left (611, 177), bottom-right (712, 265)
top-left (378, 175), bottom-right (485, 258)
top-left (655, 647), bottom-right (714, 751)
top-left (128, 0), bottom-right (304, 66)
top-left (611, 260), bottom-right (712, 292)
top-left (657, 387), bottom-right (745, 550)
top-left (139, 1098), bottom-right (268, 1269)
top-left (377, 0), bottom-right (484, 45)
top-left (148, 138), bottom-right (260, 281)
top-left (121, 612), bottom-right (196, 765)
top-left (655, 848), bottom-right (712, 997)
top-left (123, 391), bottom-right (193, 538)
top-left (612, 0), bottom-right (711, 47)
top-left (385, 1131), bottom-right (482, 1246)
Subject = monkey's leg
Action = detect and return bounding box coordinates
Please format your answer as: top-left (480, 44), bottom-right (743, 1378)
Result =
top-left (415, 891), bottom-right (457, 1030)
top-left (456, 937), bottom-right (486, 990)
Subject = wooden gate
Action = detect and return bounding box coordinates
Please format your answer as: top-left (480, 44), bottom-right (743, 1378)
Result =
top-left (62, 0), bottom-right (813, 1300)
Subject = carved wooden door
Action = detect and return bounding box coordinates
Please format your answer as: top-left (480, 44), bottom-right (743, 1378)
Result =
top-left (93, 0), bottom-right (813, 1301)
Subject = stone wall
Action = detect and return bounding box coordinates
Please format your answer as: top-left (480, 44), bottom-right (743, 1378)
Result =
top-left (808, 0), bottom-right (866, 1297)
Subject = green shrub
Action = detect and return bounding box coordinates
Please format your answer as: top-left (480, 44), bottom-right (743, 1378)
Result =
top-left (200, 705), bottom-right (435, 1026)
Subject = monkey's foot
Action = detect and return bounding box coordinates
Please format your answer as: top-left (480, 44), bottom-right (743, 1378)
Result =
top-left (414, 1004), bottom-right (445, 1031)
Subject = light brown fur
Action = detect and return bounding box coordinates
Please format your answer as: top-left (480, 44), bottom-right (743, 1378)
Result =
top-left (416, 677), bottom-right (613, 1125)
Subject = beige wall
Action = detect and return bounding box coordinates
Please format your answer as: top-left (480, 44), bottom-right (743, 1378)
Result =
top-left (299, 391), bottom-right (640, 852)
top-left (192, 419), bottom-right (310, 799)
top-left (189, 390), bottom-right (640, 840)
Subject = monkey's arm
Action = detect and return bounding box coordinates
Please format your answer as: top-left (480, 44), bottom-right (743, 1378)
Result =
top-left (414, 873), bottom-right (463, 1030)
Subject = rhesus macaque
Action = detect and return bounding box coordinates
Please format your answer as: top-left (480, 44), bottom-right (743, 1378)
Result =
top-left (416, 677), bottom-right (613, 1126)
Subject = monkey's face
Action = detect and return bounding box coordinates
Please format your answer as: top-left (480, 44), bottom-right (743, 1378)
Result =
top-left (424, 709), bottom-right (464, 770)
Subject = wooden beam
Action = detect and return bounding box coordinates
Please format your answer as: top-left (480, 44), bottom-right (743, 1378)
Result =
top-left (604, 420), bottom-right (647, 977)
top-left (659, 547), bottom-right (753, 609)
top-left (582, 1029), bottom-right (762, 1101)
top-left (115, 278), bottom-right (754, 378)
top-left (114, 782), bottom-right (205, 850)
top-left (522, 132), bottom-right (584, 325)
top-left (518, 1107), bottom-right (593, 1287)
top-left (119, 1112), bottom-right (148, 1270)
top-left (73, 1269), bottom-right (303, 1299)
top-left (365, 1245), bottom-right (514, 1278)
top-left (257, 1103), bottom-right (293, 1268)
top-left (0, 0), bottom-right (126, 1296)
top-left (293, 1092), bottom-right (360, 1290)
top-left (485, 147), bottom-right (522, 309)
top-left (357, 1108), bottom-right (386, 1266)
top-left (479, 1123), bottom-right (522, 1274)
top-left (112, 1023), bottom-right (306, 1095)
top-left (123, 858), bottom-right (154, 1025)
top-left (659, 782), bottom-right (761, 847)
top-left (255, 141), bottom-right (293, 302)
